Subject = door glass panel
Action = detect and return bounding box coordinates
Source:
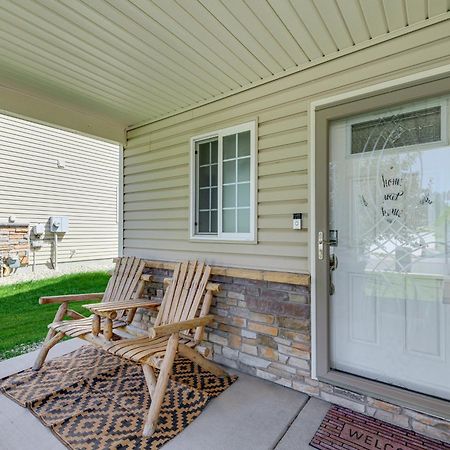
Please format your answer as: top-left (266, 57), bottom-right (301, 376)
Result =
top-left (329, 97), bottom-right (450, 400)
top-left (351, 106), bottom-right (442, 154)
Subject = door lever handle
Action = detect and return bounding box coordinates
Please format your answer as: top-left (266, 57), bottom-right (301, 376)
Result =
top-left (330, 254), bottom-right (338, 271)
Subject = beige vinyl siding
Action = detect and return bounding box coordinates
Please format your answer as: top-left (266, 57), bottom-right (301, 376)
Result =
top-left (0, 114), bottom-right (119, 267)
top-left (123, 19), bottom-right (450, 274)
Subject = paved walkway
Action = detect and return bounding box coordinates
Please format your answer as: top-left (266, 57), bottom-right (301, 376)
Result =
top-left (0, 340), bottom-right (330, 450)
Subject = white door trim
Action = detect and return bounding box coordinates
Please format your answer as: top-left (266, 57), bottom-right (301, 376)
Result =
top-left (308, 63), bottom-right (450, 380)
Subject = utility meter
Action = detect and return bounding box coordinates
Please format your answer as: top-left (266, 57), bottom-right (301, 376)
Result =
top-left (49, 216), bottom-right (69, 233)
top-left (33, 223), bottom-right (45, 236)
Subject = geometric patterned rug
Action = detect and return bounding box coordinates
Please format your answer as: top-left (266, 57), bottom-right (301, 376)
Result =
top-left (0, 345), bottom-right (237, 450)
top-left (310, 405), bottom-right (450, 450)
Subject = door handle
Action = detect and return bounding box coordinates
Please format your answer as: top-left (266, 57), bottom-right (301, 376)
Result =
top-left (330, 253), bottom-right (338, 271)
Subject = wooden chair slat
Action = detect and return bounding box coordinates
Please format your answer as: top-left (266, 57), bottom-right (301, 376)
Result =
top-left (111, 257), bottom-right (134, 302)
top-left (103, 259), bottom-right (121, 302)
top-left (105, 258), bottom-right (128, 302)
top-left (119, 257), bottom-right (141, 302)
top-left (167, 261), bottom-right (189, 324)
top-left (186, 265), bottom-right (211, 321)
top-left (155, 262), bottom-right (181, 326)
top-left (173, 261), bottom-right (197, 323)
top-left (123, 259), bottom-right (146, 301)
top-left (180, 261), bottom-right (205, 323)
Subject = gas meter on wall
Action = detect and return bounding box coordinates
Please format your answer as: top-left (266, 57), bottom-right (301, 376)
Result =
top-left (49, 216), bottom-right (69, 233)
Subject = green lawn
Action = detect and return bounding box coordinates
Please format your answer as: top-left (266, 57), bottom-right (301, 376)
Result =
top-left (0, 271), bottom-right (110, 360)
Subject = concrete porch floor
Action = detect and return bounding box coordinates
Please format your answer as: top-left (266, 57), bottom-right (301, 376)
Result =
top-left (0, 340), bottom-right (330, 450)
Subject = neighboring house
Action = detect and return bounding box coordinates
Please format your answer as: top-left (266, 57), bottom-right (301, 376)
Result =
top-left (0, 113), bottom-right (119, 273)
top-left (0, 1), bottom-right (449, 443)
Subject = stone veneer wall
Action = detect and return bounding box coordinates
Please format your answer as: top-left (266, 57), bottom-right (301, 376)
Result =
top-left (133, 266), bottom-right (450, 443)
top-left (0, 223), bottom-right (29, 266)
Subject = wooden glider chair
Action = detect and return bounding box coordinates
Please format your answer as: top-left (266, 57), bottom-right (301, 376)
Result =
top-left (33, 256), bottom-right (156, 370)
top-left (102, 260), bottom-right (228, 437)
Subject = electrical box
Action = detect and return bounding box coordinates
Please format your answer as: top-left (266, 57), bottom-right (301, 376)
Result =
top-left (33, 223), bottom-right (45, 236)
top-left (49, 216), bottom-right (69, 233)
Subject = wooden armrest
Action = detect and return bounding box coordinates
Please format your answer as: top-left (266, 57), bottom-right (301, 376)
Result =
top-left (39, 293), bottom-right (104, 305)
top-left (84, 299), bottom-right (160, 313)
top-left (150, 315), bottom-right (214, 339)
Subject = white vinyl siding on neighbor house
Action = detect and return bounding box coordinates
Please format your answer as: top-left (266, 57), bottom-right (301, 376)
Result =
top-left (123, 20), bottom-right (450, 274)
top-left (0, 114), bottom-right (119, 267)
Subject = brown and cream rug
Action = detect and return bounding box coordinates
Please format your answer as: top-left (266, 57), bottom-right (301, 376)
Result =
top-left (0, 345), bottom-right (237, 450)
top-left (311, 405), bottom-right (450, 450)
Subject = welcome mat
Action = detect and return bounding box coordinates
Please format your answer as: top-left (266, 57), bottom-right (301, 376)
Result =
top-left (311, 405), bottom-right (450, 450)
top-left (0, 345), bottom-right (237, 450)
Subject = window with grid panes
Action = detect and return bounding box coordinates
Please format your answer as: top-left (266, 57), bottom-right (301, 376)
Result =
top-left (191, 122), bottom-right (256, 241)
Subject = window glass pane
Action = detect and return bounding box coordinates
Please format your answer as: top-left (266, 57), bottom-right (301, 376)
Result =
top-left (199, 189), bottom-right (210, 209)
top-left (198, 211), bottom-right (210, 233)
top-left (223, 209), bottom-right (236, 232)
top-left (223, 134), bottom-right (236, 159)
top-left (238, 131), bottom-right (250, 157)
top-left (211, 164), bottom-right (218, 186)
top-left (238, 157), bottom-right (250, 182)
top-left (237, 183), bottom-right (250, 207)
top-left (211, 140), bottom-right (218, 163)
top-left (199, 166), bottom-right (210, 187)
top-left (211, 210), bottom-right (217, 233)
top-left (199, 142), bottom-right (210, 165)
top-left (223, 185), bottom-right (236, 208)
top-left (211, 187), bottom-right (218, 209)
top-left (237, 209), bottom-right (250, 233)
top-left (351, 106), bottom-right (441, 154)
top-left (223, 160), bottom-right (236, 184)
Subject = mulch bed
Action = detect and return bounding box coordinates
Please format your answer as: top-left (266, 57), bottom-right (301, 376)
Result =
top-left (311, 405), bottom-right (450, 450)
top-left (0, 345), bottom-right (237, 450)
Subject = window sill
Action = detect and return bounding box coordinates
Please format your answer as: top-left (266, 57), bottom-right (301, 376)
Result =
top-left (189, 236), bottom-right (257, 244)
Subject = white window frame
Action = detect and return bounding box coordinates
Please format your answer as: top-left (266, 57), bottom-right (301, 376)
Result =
top-left (190, 121), bottom-right (257, 243)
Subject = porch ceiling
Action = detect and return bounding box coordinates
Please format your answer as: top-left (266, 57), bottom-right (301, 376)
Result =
top-left (0, 0), bottom-right (449, 129)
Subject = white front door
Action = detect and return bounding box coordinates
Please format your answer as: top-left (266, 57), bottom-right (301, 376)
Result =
top-left (329, 96), bottom-right (450, 400)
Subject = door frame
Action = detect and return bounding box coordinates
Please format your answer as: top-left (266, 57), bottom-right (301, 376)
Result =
top-left (309, 65), bottom-right (450, 419)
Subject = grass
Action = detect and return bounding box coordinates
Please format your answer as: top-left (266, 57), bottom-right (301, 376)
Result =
top-left (0, 271), bottom-right (110, 360)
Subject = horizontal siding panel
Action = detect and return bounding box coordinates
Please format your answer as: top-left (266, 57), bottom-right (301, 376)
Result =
top-left (124, 198), bottom-right (187, 212)
top-left (258, 143), bottom-right (308, 163)
top-left (124, 238), bottom-right (308, 258)
top-left (125, 248), bottom-right (307, 273)
top-left (124, 187), bottom-right (188, 203)
top-left (258, 156), bottom-right (308, 176)
top-left (124, 219), bottom-right (187, 230)
top-left (258, 128), bottom-right (307, 150)
top-left (124, 23), bottom-right (450, 273)
top-left (258, 186), bottom-right (307, 203)
top-left (124, 165), bottom-right (187, 185)
top-left (258, 173), bottom-right (308, 190)
top-left (124, 176), bottom-right (189, 194)
top-left (258, 113), bottom-right (307, 136)
top-left (124, 154), bottom-right (188, 176)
